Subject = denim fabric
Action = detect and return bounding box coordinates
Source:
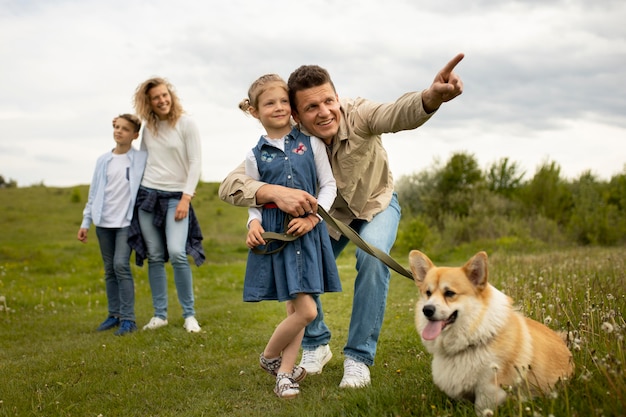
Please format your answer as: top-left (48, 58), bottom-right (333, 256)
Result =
top-left (137, 197), bottom-right (195, 319)
top-left (95, 226), bottom-right (135, 321)
top-left (302, 193), bottom-right (401, 366)
top-left (243, 131), bottom-right (340, 302)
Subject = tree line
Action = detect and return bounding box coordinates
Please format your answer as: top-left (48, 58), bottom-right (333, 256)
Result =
top-left (394, 153), bottom-right (626, 257)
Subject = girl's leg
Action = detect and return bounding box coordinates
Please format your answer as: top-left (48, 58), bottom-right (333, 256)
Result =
top-left (263, 293), bottom-right (317, 373)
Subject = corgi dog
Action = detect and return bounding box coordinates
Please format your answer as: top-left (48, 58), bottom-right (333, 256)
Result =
top-left (409, 250), bottom-right (573, 414)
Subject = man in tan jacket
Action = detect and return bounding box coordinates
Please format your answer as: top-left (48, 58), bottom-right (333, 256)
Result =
top-left (219, 54), bottom-right (464, 388)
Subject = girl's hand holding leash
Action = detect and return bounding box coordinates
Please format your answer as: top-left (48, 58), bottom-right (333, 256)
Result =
top-left (246, 220), bottom-right (266, 248)
top-left (287, 214), bottom-right (319, 237)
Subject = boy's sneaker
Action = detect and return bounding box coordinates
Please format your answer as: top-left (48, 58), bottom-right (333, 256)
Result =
top-left (274, 373), bottom-right (299, 399)
top-left (299, 344), bottom-right (332, 374)
top-left (260, 354), bottom-right (307, 382)
top-left (114, 320), bottom-right (137, 336)
top-left (96, 316), bottom-right (120, 331)
top-left (183, 316), bottom-right (201, 333)
top-left (142, 316), bottom-right (168, 330)
top-left (339, 358), bottom-right (371, 388)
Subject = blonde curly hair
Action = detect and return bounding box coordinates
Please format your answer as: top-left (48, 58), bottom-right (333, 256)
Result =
top-left (133, 77), bottom-right (184, 134)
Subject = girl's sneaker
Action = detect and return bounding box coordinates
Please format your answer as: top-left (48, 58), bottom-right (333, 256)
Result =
top-left (274, 373), bottom-right (299, 399)
top-left (259, 354), bottom-right (281, 376)
top-left (291, 365), bottom-right (307, 382)
top-left (260, 354), bottom-right (307, 382)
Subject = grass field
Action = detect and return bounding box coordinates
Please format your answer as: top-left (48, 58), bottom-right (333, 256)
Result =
top-left (0, 183), bottom-right (624, 416)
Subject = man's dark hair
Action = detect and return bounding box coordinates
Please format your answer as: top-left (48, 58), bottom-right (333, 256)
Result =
top-left (287, 65), bottom-right (336, 110)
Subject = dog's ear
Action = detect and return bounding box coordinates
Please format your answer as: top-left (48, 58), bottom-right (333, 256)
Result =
top-left (409, 250), bottom-right (434, 284)
top-left (463, 251), bottom-right (488, 289)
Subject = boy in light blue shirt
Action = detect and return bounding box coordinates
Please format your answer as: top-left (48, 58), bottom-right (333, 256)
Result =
top-left (78, 114), bottom-right (147, 336)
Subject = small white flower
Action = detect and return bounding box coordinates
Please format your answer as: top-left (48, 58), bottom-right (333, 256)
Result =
top-left (535, 292), bottom-right (543, 299)
top-left (544, 316), bottom-right (553, 325)
top-left (482, 409), bottom-right (494, 417)
top-left (601, 322), bottom-right (614, 333)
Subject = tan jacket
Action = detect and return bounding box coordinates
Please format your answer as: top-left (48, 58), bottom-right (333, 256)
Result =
top-left (219, 91), bottom-right (433, 236)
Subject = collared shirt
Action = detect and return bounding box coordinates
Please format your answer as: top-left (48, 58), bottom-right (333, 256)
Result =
top-left (218, 91), bottom-right (433, 233)
top-left (314, 92), bottom-right (432, 224)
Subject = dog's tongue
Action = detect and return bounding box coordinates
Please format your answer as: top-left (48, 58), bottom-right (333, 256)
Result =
top-left (422, 320), bottom-right (445, 340)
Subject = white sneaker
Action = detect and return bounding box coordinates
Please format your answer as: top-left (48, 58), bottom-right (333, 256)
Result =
top-left (298, 344), bottom-right (332, 375)
top-left (143, 316), bottom-right (168, 330)
top-left (183, 316), bottom-right (201, 333)
top-left (339, 358), bottom-right (370, 388)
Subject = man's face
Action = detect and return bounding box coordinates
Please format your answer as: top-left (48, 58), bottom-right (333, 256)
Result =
top-left (292, 83), bottom-right (341, 144)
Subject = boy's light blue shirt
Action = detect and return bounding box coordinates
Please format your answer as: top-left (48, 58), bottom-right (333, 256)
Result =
top-left (81, 147), bottom-right (147, 229)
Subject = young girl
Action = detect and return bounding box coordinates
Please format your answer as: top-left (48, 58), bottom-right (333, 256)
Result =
top-left (239, 74), bottom-right (341, 398)
top-left (78, 114), bottom-right (147, 336)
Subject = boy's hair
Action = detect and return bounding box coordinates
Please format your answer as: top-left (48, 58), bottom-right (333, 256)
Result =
top-left (133, 77), bottom-right (184, 134)
top-left (117, 113), bottom-right (142, 133)
top-left (287, 65), bottom-right (336, 111)
top-left (239, 74), bottom-right (287, 115)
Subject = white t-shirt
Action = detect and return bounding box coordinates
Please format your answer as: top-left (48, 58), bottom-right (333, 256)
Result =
top-left (100, 153), bottom-right (131, 228)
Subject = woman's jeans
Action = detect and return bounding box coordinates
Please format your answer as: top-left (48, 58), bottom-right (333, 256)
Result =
top-left (137, 197), bottom-right (195, 320)
top-left (95, 226), bottom-right (135, 322)
top-left (302, 193), bottom-right (401, 366)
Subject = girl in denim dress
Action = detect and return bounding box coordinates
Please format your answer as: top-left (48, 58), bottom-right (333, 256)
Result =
top-left (239, 74), bottom-right (341, 399)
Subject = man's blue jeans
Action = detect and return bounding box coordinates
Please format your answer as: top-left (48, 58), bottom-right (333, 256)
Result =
top-left (137, 197), bottom-right (196, 320)
top-left (302, 193), bottom-right (401, 366)
top-left (95, 226), bottom-right (135, 322)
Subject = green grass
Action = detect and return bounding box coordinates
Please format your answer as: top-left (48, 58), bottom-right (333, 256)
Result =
top-left (0, 183), bottom-right (624, 416)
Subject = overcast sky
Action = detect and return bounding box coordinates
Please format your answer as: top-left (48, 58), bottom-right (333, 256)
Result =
top-left (1, 0), bottom-right (625, 188)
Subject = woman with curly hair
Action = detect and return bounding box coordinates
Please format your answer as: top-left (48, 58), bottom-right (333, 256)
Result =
top-left (130, 77), bottom-right (205, 333)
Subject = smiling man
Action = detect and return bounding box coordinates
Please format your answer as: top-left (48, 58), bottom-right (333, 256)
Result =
top-left (219, 53), bottom-right (464, 388)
